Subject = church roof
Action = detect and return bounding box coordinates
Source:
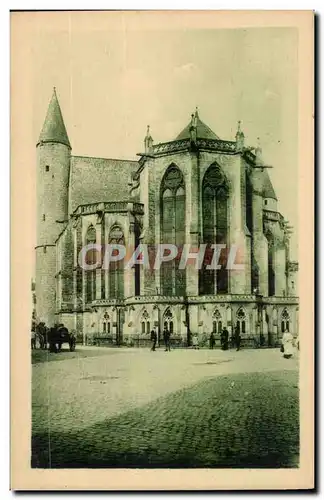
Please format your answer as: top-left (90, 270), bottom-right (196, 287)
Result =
top-left (38, 88), bottom-right (71, 148)
top-left (175, 110), bottom-right (220, 141)
top-left (262, 169), bottom-right (277, 200)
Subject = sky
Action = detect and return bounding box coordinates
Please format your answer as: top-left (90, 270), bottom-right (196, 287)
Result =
top-left (31, 17), bottom-right (298, 259)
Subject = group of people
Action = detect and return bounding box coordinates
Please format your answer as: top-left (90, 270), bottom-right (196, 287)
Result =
top-left (209, 326), bottom-right (241, 351)
top-left (150, 326), bottom-right (170, 352)
top-left (149, 325), bottom-right (242, 352)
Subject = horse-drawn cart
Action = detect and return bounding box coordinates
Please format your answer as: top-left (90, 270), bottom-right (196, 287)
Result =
top-left (47, 325), bottom-right (76, 353)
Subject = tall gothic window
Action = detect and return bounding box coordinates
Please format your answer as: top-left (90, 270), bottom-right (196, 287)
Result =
top-left (101, 217), bottom-right (106, 300)
top-left (199, 164), bottom-right (229, 295)
top-left (76, 220), bottom-right (83, 302)
top-left (134, 221), bottom-right (141, 296)
top-left (161, 165), bottom-right (186, 296)
top-left (108, 225), bottom-right (124, 299)
top-left (267, 235), bottom-right (275, 297)
top-left (86, 225), bottom-right (96, 303)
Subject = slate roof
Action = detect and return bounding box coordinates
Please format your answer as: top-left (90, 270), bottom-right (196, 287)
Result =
top-left (262, 169), bottom-right (277, 200)
top-left (38, 88), bottom-right (71, 148)
top-left (69, 156), bottom-right (138, 213)
top-left (175, 110), bottom-right (220, 141)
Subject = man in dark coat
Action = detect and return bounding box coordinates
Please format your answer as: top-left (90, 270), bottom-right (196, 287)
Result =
top-left (150, 329), bottom-right (157, 351)
top-left (234, 325), bottom-right (241, 351)
top-left (222, 327), bottom-right (229, 350)
top-left (163, 326), bottom-right (171, 352)
top-left (209, 332), bottom-right (215, 350)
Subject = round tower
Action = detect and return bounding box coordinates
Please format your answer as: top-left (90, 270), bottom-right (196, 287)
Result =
top-left (35, 88), bottom-right (71, 326)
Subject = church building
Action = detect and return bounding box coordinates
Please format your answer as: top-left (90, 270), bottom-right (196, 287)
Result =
top-left (35, 89), bottom-right (299, 346)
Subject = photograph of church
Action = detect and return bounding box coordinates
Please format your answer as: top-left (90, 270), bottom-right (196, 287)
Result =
top-left (35, 89), bottom-right (299, 347)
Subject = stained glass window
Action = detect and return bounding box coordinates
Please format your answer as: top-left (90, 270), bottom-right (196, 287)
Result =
top-left (108, 225), bottom-right (124, 299)
top-left (161, 165), bottom-right (186, 296)
top-left (86, 225), bottom-right (96, 303)
top-left (200, 164), bottom-right (228, 295)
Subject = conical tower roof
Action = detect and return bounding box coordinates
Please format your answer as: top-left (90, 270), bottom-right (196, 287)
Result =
top-left (175, 109), bottom-right (220, 141)
top-left (37, 88), bottom-right (71, 148)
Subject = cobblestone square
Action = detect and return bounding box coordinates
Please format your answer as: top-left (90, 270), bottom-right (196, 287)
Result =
top-left (32, 347), bottom-right (299, 468)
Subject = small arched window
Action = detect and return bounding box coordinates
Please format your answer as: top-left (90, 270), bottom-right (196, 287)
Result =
top-left (45, 165), bottom-right (49, 172)
top-left (142, 321), bottom-right (146, 334)
top-left (236, 308), bottom-right (247, 335)
top-left (281, 309), bottom-right (290, 333)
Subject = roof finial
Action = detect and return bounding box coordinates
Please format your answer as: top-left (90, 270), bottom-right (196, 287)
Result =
top-left (235, 120), bottom-right (245, 151)
top-left (144, 124), bottom-right (153, 154)
top-left (195, 106), bottom-right (199, 117)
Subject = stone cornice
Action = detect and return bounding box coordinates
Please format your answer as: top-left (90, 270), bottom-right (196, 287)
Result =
top-left (73, 201), bottom-right (144, 216)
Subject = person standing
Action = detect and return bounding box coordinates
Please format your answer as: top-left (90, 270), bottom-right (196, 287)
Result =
top-left (192, 334), bottom-right (199, 349)
top-left (150, 329), bottom-right (157, 351)
top-left (234, 325), bottom-right (241, 351)
top-left (31, 330), bottom-right (36, 350)
top-left (163, 326), bottom-right (171, 352)
top-left (222, 327), bottom-right (229, 351)
top-left (281, 329), bottom-right (294, 359)
top-left (209, 331), bottom-right (215, 350)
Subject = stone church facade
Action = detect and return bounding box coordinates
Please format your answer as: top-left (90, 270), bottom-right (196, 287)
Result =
top-left (35, 89), bottom-right (299, 346)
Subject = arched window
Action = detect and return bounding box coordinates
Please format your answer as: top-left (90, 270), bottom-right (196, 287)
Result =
top-left (200, 164), bottom-right (228, 295)
top-left (108, 226), bottom-right (124, 299)
top-left (85, 225), bottom-right (96, 303)
top-left (212, 309), bottom-right (223, 333)
top-left (163, 308), bottom-right (174, 334)
top-left (281, 309), bottom-right (290, 333)
top-left (236, 308), bottom-right (247, 335)
top-left (140, 310), bottom-right (150, 335)
top-left (102, 312), bottom-right (110, 335)
top-left (161, 165), bottom-right (186, 296)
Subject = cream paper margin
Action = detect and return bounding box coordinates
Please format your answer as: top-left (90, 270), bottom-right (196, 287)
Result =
top-left (10, 10), bottom-right (314, 490)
